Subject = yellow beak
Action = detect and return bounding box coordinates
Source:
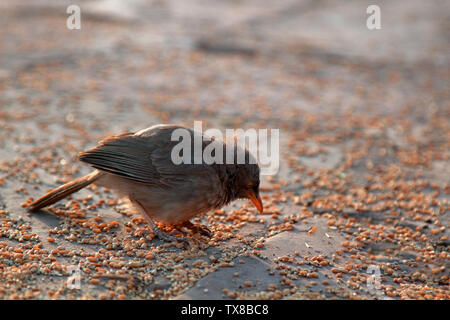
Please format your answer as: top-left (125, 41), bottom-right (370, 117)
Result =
top-left (246, 189), bottom-right (263, 214)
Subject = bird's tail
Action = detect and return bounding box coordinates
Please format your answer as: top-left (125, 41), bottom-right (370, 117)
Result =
top-left (27, 170), bottom-right (104, 212)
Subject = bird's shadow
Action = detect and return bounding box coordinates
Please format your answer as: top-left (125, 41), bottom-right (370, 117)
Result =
top-left (31, 209), bottom-right (61, 229)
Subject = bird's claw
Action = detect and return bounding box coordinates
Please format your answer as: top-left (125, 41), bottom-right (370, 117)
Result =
top-left (178, 221), bottom-right (212, 238)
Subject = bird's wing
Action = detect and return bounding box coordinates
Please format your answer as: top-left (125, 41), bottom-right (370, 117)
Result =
top-left (79, 133), bottom-right (162, 185)
top-left (78, 125), bottom-right (217, 187)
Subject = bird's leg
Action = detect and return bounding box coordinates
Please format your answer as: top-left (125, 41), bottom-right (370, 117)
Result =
top-left (129, 197), bottom-right (190, 244)
top-left (177, 220), bottom-right (212, 238)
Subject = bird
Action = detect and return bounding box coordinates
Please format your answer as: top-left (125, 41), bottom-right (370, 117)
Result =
top-left (27, 124), bottom-right (263, 242)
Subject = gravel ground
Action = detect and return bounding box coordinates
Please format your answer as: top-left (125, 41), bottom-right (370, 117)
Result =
top-left (0, 0), bottom-right (448, 300)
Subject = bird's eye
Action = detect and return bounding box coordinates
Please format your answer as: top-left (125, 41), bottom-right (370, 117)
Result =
top-left (247, 183), bottom-right (254, 188)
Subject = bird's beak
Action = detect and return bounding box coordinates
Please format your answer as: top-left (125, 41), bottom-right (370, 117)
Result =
top-left (246, 189), bottom-right (263, 214)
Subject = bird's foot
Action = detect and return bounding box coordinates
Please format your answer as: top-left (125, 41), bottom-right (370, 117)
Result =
top-left (153, 225), bottom-right (191, 244)
top-left (177, 220), bottom-right (212, 238)
top-left (130, 197), bottom-right (191, 245)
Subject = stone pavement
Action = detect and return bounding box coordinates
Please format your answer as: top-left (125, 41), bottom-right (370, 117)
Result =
top-left (0, 0), bottom-right (448, 299)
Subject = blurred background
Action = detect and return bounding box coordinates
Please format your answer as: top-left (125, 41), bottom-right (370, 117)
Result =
top-left (1, 0), bottom-right (449, 183)
top-left (1, 0), bottom-right (448, 174)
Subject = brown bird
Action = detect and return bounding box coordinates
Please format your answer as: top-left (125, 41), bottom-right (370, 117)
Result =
top-left (27, 124), bottom-right (263, 242)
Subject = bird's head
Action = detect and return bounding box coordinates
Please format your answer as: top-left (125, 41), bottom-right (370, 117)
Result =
top-left (231, 162), bottom-right (263, 214)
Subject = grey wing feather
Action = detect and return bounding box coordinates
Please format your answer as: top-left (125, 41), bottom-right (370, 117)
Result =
top-left (79, 133), bottom-right (163, 185)
top-left (79, 125), bottom-right (221, 187)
